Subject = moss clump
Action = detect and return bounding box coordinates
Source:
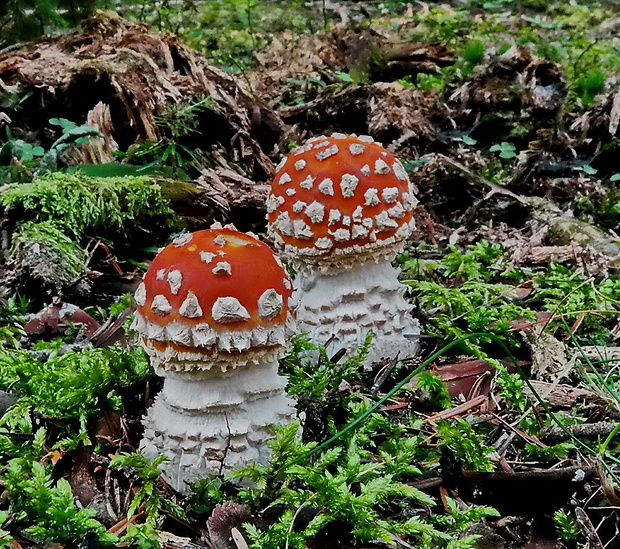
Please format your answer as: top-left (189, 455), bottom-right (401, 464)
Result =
top-left (0, 172), bottom-right (182, 241)
top-left (11, 221), bottom-right (87, 294)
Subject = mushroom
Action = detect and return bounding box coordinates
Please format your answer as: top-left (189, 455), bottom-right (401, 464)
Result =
top-left (131, 225), bottom-right (296, 492)
top-left (266, 133), bottom-right (419, 364)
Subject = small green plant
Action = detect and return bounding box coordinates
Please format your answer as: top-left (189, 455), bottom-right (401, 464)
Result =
top-left (0, 511), bottom-right (12, 549)
top-left (283, 332), bottom-right (371, 402)
top-left (234, 412), bottom-right (443, 547)
top-left (0, 119), bottom-right (100, 183)
top-left (1, 458), bottom-right (117, 545)
top-left (553, 509), bottom-right (580, 544)
top-left (110, 452), bottom-right (185, 526)
top-left (489, 141), bottom-right (517, 159)
top-left (462, 40), bottom-right (486, 66)
top-left (434, 496), bottom-right (499, 531)
top-left (417, 371), bottom-right (451, 409)
top-left (120, 96), bottom-right (214, 177)
top-left (402, 242), bottom-right (533, 355)
top-left (186, 477), bottom-right (229, 515)
top-left (436, 419), bottom-right (496, 472)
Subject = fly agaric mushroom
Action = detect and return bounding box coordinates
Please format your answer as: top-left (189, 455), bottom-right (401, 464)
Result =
top-left (131, 225), bottom-right (296, 492)
top-left (266, 133), bottom-right (419, 364)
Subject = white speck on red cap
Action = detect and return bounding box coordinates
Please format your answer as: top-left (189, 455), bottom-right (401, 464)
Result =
top-left (382, 187), bottom-right (400, 203)
top-left (179, 291), bottom-right (203, 318)
top-left (375, 210), bottom-right (399, 231)
top-left (258, 289), bottom-right (283, 319)
top-left (316, 144), bottom-right (339, 160)
top-left (294, 160), bottom-right (306, 171)
top-left (375, 159), bottom-right (391, 174)
top-left (212, 261), bottom-right (232, 275)
top-left (152, 294), bottom-right (172, 316)
top-left (349, 143), bottom-right (366, 156)
top-left (266, 194), bottom-right (279, 213)
top-left (340, 174), bottom-right (359, 197)
top-left (328, 209), bottom-right (342, 225)
top-left (305, 201), bottom-right (326, 223)
top-left (135, 282), bottom-right (147, 306)
top-left (352, 224), bottom-right (370, 239)
top-left (292, 200), bottom-right (307, 213)
top-left (299, 175), bottom-right (316, 189)
top-left (275, 157), bottom-right (288, 172)
top-left (167, 270), bottom-right (183, 294)
top-left (315, 237), bottom-right (333, 250)
top-left (364, 188), bottom-right (380, 206)
top-left (274, 211), bottom-right (293, 236)
top-left (331, 228), bottom-right (351, 241)
top-left (211, 297), bottom-right (250, 323)
top-left (318, 178), bottom-right (334, 195)
top-left (173, 233), bottom-right (193, 247)
top-left (361, 164), bottom-right (371, 176)
top-left (293, 219), bottom-right (314, 239)
top-left (278, 172), bottom-right (292, 185)
top-left (388, 203), bottom-right (406, 219)
top-left (393, 161), bottom-right (408, 181)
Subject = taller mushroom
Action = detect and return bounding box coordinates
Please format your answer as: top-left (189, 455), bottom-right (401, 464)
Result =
top-left (266, 133), bottom-right (419, 363)
top-left (131, 226), bottom-right (295, 492)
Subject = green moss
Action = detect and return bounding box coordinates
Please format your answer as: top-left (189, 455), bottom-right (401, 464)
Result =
top-left (1, 172), bottom-right (182, 241)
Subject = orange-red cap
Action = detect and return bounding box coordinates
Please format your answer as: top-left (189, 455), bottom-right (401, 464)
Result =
top-left (131, 227), bottom-right (294, 370)
top-left (267, 134), bottom-right (417, 267)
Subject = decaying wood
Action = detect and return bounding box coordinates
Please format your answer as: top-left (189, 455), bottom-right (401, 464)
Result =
top-left (520, 324), bottom-right (568, 380)
top-left (426, 394), bottom-right (487, 422)
top-left (0, 13), bottom-right (283, 181)
top-left (252, 24), bottom-right (454, 105)
top-left (540, 421), bottom-right (619, 443)
top-left (524, 380), bottom-right (599, 409)
top-left (158, 531), bottom-right (206, 549)
top-left (574, 507), bottom-right (605, 549)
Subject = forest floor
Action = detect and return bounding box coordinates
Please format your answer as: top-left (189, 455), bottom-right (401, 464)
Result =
top-left (0, 1), bottom-right (620, 548)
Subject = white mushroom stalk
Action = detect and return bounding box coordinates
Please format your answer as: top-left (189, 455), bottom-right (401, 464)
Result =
top-left (267, 133), bottom-right (420, 364)
top-left (131, 226), bottom-right (296, 492)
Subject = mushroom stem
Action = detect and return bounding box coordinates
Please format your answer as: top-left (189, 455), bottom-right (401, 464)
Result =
top-left (141, 357), bottom-right (294, 493)
top-left (293, 258), bottom-right (419, 363)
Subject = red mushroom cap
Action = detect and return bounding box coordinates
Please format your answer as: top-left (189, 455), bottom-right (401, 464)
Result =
top-left (266, 134), bottom-right (417, 268)
top-left (131, 226), bottom-right (294, 371)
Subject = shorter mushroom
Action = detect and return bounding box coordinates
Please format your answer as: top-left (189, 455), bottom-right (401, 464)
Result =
top-left (132, 225), bottom-right (296, 492)
top-left (267, 133), bottom-right (419, 364)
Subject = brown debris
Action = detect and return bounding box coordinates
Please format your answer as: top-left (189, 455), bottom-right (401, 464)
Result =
top-left (525, 380), bottom-right (599, 410)
top-left (280, 82), bottom-right (444, 155)
top-left (252, 24), bottom-right (454, 105)
top-left (24, 297), bottom-right (101, 337)
top-left (520, 324), bottom-right (568, 380)
top-left (0, 13), bottom-right (283, 181)
top-left (540, 421), bottom-right (619, 444)
top-left (448, 47), bottom-right (566, 115)
top-left (206, 502), bottom-right (252, 549)
top-left (433, 358), bottom-right (495, 399)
